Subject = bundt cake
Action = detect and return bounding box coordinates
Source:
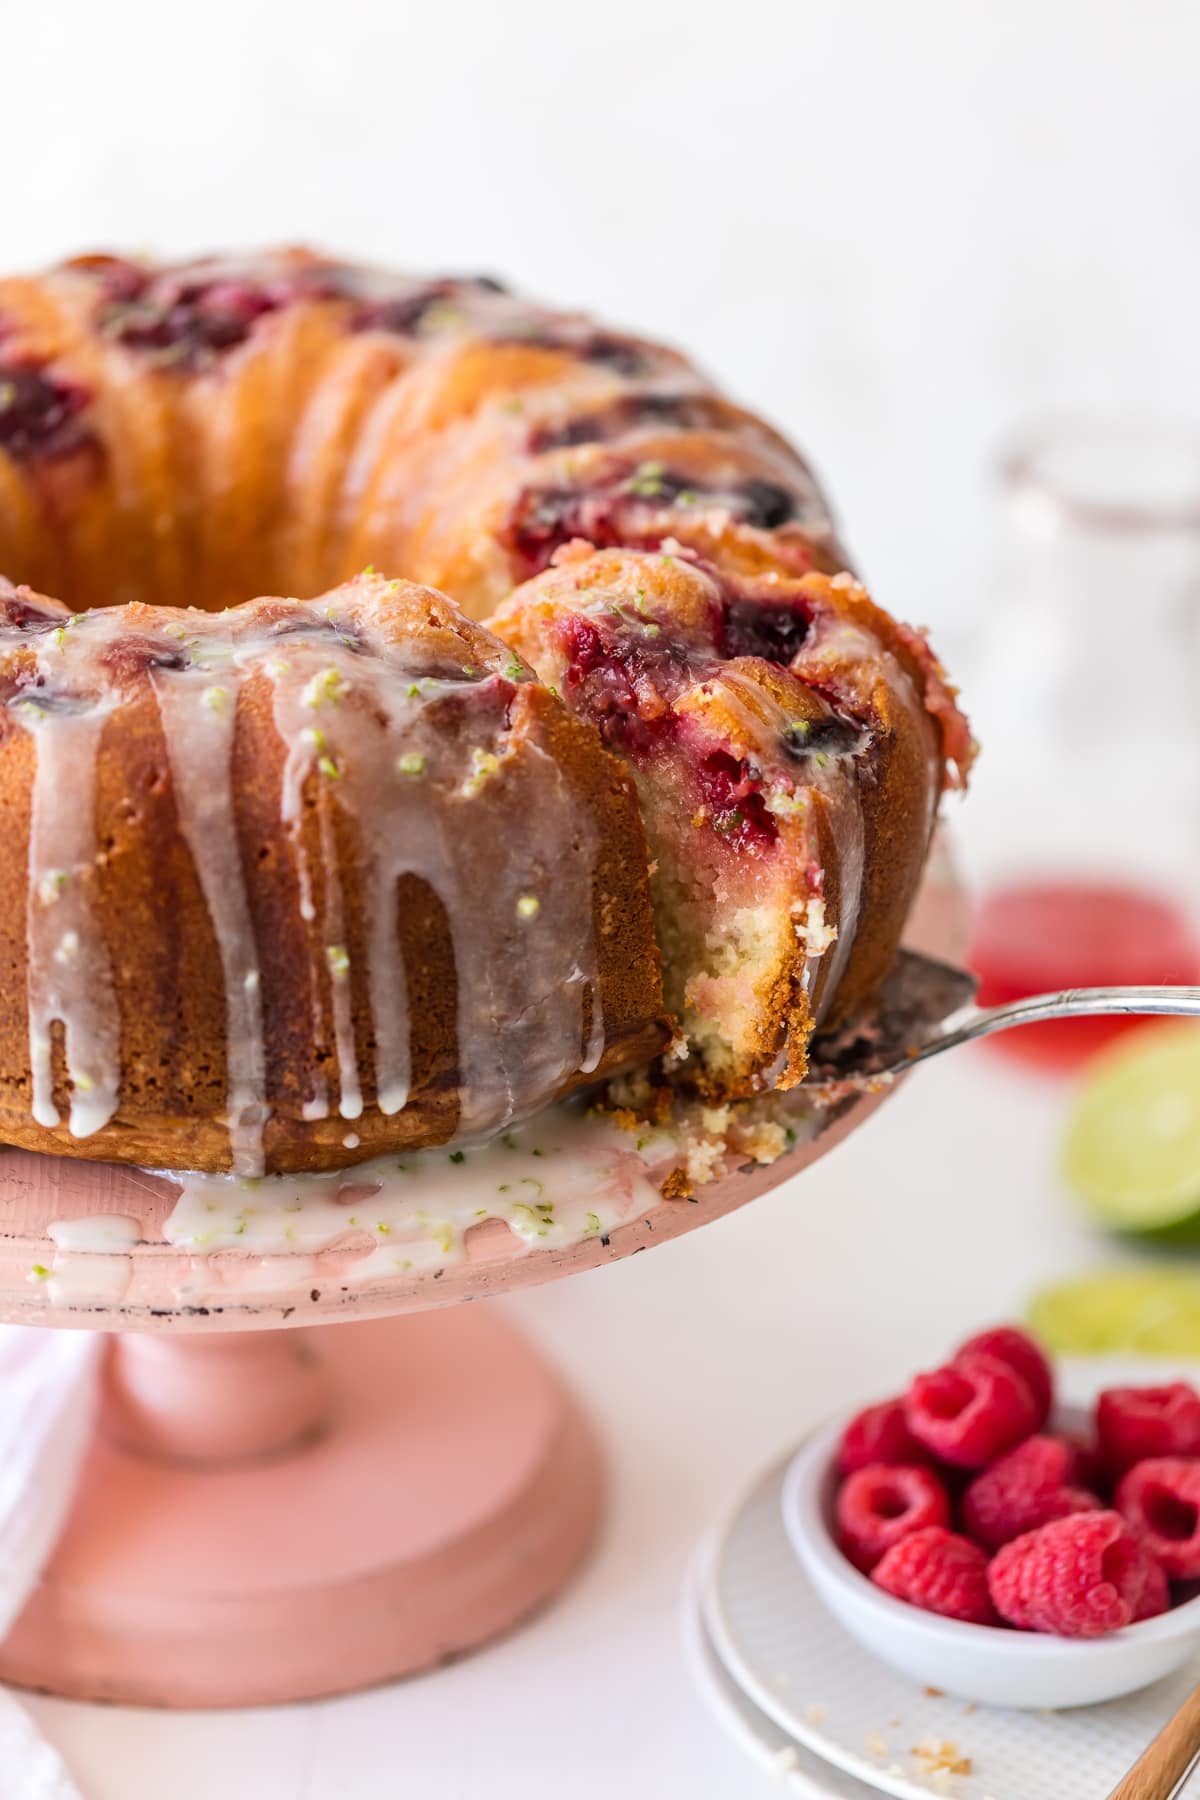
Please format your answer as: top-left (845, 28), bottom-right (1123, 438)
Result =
top-left (0, 247), bottom-right (971, 1174)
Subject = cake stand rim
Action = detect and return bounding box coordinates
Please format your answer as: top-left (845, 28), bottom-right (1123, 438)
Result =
top-left (0, 860), bottom-right (966, 1334)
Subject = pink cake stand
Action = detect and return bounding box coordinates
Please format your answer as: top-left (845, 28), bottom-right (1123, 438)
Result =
top-left (0, 862), bottom-right (965, 1710)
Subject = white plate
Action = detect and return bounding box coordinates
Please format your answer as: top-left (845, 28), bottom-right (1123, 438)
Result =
top-left (693, 1449), bottom-right (1200, 1799)
top-left (683, 1562), bottom-right (877, 1796)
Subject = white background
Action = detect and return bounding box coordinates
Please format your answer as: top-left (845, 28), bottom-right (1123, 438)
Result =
top-left (4, 2), bottom-right (1199, 1793)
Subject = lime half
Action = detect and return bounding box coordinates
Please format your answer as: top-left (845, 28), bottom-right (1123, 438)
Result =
top-left (1030, 1269), bottom-right (1200, 1358)
top-left (1062, 1022), bottom-right (1200, 1239)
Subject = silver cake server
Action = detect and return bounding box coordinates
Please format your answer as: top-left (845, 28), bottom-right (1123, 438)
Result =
top-left (805, 950), bottom-right (1200, 1089)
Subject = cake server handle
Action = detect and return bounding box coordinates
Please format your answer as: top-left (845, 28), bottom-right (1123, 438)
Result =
top-left (1106, 1678), bottom-right (1200, 1799)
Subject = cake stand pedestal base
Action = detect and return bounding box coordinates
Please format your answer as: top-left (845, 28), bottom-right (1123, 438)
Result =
top-left (0, 1309), bottom-right (602, 1708)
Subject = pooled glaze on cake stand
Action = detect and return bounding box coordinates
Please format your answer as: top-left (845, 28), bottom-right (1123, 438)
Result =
top-left (0, 862), bottom-right (964, 1708)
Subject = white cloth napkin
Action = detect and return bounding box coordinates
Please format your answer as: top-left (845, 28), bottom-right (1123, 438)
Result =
top-left (0, 1326), bottom-right (102, 1800)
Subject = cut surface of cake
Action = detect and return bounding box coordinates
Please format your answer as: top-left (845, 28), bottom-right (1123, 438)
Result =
top-left (490, 544), bottom-right (968, 1095)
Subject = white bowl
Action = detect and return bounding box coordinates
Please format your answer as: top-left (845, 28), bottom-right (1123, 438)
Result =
top-left (781, 1405), bottom-right (1200, 1709)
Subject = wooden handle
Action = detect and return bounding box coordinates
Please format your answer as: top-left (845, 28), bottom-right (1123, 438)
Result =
top-left (1108, 1683), bottom-right (1200, 1799)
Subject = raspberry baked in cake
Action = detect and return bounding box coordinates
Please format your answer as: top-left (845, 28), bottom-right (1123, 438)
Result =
top-left (491, 544), bottom-right (967, 1095)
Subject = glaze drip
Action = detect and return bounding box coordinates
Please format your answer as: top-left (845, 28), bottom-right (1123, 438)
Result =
top-left (21, 686), bottom-right (121, 1135)
top-left (150, 666), bottom-right (268, 1173)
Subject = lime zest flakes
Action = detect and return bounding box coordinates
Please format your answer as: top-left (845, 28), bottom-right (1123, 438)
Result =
top-left (29, 1263), bottom-right (50, 1281)
top-left (419, 301), bottom-right (466, 336)
top-left (326, 944), bottom-right (350, 981)
top-left (583, 1212), bottom-right (602, 1237)
top-left (787, 718), bottom-right (811, 742)
top-left (502, 654), bottom-right (529, 683)
top-left (406, 681), bottom-right (424, 699)
top-left (764, 786), bottom-right (807, 819)
top-left (516, 894), bottom-right (540, 920)
top-left (37, 869), bottom-right (68, 905)
top-left (462, 747), bottom-right (501, 796)
top-left (362, 564), bottom-right (376, 576)
top-left (397, 751), bottom-right (426, 777)
top-left (71, 1070), bottom-right (94, 1093)
top-left (202, 684), bottom-right (229, 717)
top-left (376, 1221), bottom-right (391, 1234)
top-left (461, 663), bottom-right (479, 678)
top-left (317, 754), bottom-right (341, 780)
top-left (301, 725), bottom-right (327, 752)
top-left (509, 1202), bottom-right (549, 1237)
top-left (608, 599), bottom-right (661, 638)
top-left (302, 666), bottom-right (349, 709)
top-left (813, 750), bottom-right (830, 768)
top-left (626, 459), bottom-right (667, 498)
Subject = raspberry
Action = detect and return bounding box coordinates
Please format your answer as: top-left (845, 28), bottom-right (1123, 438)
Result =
top-left (1134, 1554), bottom-right (1170, 1620)
top-left (871, 1527), bottom-right (997, 1625)
top-left (904, 1353), bottom-right (1039, 1469)
top-left (988, 1510), bottom-right (1147, 1636)
top-left (1097, 1383), bottom-right (1200, 1478)
top-left (962, 1436), bottom-right (1101, 1548)
top-left (956, 1325), bottom-right (1054, 1428)
top-left (835, 1399), bottom-right (930, 1476)
top-left (836, 1464), bottom-right (951, 1573)
top-left (1117, 1458), bottom-right (1200, 1579)
top-left (1055, 1427), bottom-right (1105, 1495)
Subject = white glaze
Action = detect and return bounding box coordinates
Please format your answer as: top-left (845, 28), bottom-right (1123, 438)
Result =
top-left (47, 1212), bottom-right (141, 1250)
top-left (21, 676), bottom-right (121, 1136)
top-left (5, 579), bottom-right (607, 1169)
top-left (151, 665), bottom-right (267, 1172)
top-left (161, 1103), bottom-right (670, 1278)
top-left (32, 1252), bottom-right (133, 1308)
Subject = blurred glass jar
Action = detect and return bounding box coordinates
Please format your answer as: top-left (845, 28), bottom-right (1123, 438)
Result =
top-left (960, 415), bottom-right (1200, 894)
top-left (957, 417), bottom-right (1200, 1067)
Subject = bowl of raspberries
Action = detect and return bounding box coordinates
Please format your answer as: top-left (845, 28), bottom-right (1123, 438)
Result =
top-left (781, 1323), bottom-right (1200, 1707)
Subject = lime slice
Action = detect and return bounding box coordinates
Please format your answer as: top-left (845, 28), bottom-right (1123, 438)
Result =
top-left (1030, 1269), bottom-right (1200, 1358)
top-left (1062, 1022), bottom-right (1200, 1238)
